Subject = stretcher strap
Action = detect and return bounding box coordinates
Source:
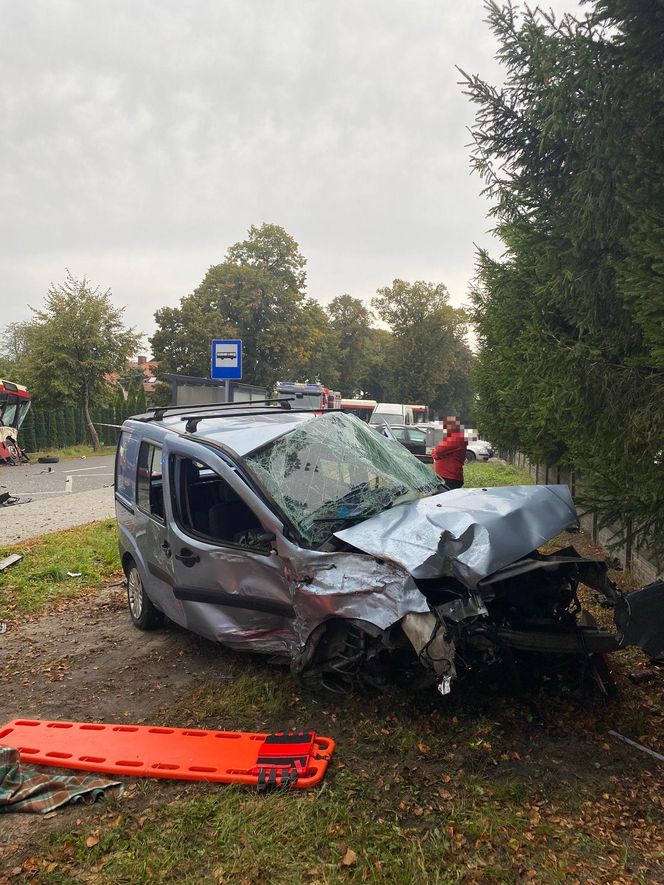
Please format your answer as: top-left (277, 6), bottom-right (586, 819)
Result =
top-left (251, 731), bottom-right (316, 789)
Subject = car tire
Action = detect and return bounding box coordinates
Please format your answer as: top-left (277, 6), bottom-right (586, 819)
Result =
top-left (38, 455), bottom-right (60, 464)
top-left (465, 450), bottom-right (477, 463)
top-left (126, 561), bottom-right (163, 630)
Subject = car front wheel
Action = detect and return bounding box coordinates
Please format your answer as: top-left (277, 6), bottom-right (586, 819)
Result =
top-left (126, 561), bottom-right (163, 630)
top-left (465, 450), bottom-right (477, 463)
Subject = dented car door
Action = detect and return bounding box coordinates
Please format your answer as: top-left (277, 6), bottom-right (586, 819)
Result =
top-left (161, 436), bottom-right (297, 655)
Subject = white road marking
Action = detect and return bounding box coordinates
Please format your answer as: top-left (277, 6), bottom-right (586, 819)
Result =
top-left (63, 466), bottom-right (109, 473)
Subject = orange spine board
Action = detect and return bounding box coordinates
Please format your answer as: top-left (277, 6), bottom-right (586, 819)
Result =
top-left (0, 719), bottom-right (334, 789)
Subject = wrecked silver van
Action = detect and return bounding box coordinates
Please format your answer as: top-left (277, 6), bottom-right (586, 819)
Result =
top-left (115, 404), bottom-right (664, 695)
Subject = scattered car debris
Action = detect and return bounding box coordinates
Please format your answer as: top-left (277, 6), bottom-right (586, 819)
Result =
top-left (627, 668), bottom-right (658, 685)
top-left (66, 571), bottom-right (82, 578)
top-left (0, 492), bottom-right (30, 506)
top-left (37, 456), bottom-right (59, 464)
top-left (0, 553), bottom-right (22, 571)
top-left (0, 623), bottom-right (7, 635)
top-left (0, 719), bottom-right (335, 789)
top-left (609, 730), bottom-right (664, 764)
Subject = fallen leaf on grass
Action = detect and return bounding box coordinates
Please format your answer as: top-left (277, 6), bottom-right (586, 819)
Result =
top-left (85, 834), bottom-right (100, 848)
top-left (341, 848), bottom-right (357, 866)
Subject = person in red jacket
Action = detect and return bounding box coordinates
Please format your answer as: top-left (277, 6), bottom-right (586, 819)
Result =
top-left (432, 416), bottom-right (467, 489)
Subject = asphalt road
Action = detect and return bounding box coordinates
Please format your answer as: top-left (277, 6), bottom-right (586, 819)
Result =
top-left (0, 454), bottom-right (115, 499)
top-left (0, 455), bottom-right (116, 544)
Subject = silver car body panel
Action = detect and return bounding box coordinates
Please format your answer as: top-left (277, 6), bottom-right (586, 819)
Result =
top-left (159, 410), bottom-right (316, 457)
top-left (334, 485), bottom-right (578, 588)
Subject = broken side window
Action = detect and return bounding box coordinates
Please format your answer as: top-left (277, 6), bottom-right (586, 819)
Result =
top-left (170, 455), bottom-right (264, 547)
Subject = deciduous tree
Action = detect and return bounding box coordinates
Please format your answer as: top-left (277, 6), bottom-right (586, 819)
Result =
top-left (151, 224), bottom-right (328, 391)
top-left (327, 295), bottom-right (372, 397)
top-left (20, 272), bottom-right (140, 449)
top-left (372, 280), bottom-right (471, 409)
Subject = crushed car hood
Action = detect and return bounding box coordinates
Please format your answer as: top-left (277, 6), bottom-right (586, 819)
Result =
top-left (334, 485), bottom-right (578, 589)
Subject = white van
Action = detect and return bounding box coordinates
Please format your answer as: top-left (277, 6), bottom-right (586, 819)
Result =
top-left (370, 403), bottom-right (414, 425)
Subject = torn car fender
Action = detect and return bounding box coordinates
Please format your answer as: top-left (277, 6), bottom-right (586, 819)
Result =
top-left (615, 580), bottom-right (664, 659)
top-left (275, 536), bottom-right (430, 649)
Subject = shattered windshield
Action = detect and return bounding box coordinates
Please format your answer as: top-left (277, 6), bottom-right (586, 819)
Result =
top-left (245, 412), bottom-right (443, 546)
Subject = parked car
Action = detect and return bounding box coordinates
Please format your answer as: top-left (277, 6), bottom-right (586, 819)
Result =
top-left (466, 439), bottom-right (494, 463)
top-left (115, 405), bottom-right (664, 696)
top-left (383, 424), bottom-right (430, 460)
top-left (417, 423), bottom-right (493, 463)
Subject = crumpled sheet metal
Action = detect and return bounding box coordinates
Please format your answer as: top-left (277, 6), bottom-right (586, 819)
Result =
top-left (334, 485), bottom-right (578, 589)
top-left (174, 544), bottom-right (428, 658)
top-left (286, 552), bottom-right (429, 647)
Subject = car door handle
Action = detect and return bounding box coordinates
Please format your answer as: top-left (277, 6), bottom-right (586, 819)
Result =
top-left (175, 548), bottom-right (200, 567)
top-left (161, 540), bottom-right (172, 558)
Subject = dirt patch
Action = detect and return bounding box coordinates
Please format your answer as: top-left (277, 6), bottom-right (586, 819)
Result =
top-left (0, 585), bottom-right (239, 868)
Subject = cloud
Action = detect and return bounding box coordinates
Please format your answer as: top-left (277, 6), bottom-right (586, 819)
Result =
top-left (0, 0), bottom-right (581, 338)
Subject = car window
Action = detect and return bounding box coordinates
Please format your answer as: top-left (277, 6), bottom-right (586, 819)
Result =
top-left (136, 442), bottom-right (164, 522)
top-left (170, 455), bottom-right (265, 548)
top-left (115, 430), bottom-right (141, 502)
top-left (409, 429), bottom-right (427, 443)
top-left (391, 427), bottom-right (407, 440)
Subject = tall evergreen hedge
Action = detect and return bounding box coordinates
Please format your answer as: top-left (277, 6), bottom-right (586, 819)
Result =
top-left (17, 402), bottom-right (140, 452)
top-left (464, 1), bottom-right (664, 557)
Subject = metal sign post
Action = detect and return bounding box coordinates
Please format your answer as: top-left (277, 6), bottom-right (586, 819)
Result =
top-left (211, 339), bottom-right (242, 403)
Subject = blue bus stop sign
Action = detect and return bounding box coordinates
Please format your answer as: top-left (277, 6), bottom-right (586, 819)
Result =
top-left (211, 339), bottom-right (242, 380)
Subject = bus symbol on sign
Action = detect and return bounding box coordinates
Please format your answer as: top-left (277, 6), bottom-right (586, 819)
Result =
top-left (211, 339), bottom-right (242, 380)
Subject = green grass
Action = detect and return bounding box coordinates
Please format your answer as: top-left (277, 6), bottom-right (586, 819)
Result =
top-left (7, 459), bottom-right (663, 882)
top-left (29, 670), bottom-right (661, 883)
top-left (27, 443), bottom-right (114, 461)
top-left (464, 461), bottom-right (533, 487)
top-left (0, 519), bottom-right (121, 618)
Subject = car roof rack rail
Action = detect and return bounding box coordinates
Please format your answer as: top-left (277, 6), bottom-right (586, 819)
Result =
top-left (135, 398), bottom-right (294, 424)
top-left (181, 406), bottom-right (315, 434)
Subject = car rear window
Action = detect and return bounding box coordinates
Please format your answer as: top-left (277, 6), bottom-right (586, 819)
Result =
top-left (115, 430), bottom-right (141, 503)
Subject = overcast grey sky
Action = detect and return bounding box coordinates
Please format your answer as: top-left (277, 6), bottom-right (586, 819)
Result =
top-left (0, 0), bottom-right (580, 351)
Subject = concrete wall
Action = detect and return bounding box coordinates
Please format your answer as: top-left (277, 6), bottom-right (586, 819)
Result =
top-left (508, 451), bottom-right (661, 586)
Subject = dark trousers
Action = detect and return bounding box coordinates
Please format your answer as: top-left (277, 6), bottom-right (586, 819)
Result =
top-left (443, 478), bottom-right (463, 490)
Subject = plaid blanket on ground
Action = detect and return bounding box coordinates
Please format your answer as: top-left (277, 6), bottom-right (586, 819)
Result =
top-left (0, 746), bottom-right (123, 814)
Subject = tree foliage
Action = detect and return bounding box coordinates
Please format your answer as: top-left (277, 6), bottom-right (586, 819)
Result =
top-left (372, 280), bottom-right (473, 417)
top-left (151, 224), bottom-right (328, 390)
top-left (464, 0), bottom-right (664, 553)
top-left (15, 272), bottom-right (140, 449)
top-left (326, 295), bottom-right (372, 397)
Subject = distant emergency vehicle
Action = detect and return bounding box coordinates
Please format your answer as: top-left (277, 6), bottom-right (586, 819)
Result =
top-left (275, 382), bottom-right (341, 411)
top-left (0, 379), bottom-right (31, 464)
top-left (339, 398), bottom-right (377, 423)
top-left (369, 403), bottom-right (428, 426)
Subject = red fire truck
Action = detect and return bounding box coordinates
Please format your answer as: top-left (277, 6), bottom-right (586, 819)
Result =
top-left (275, 382), bottom-right (341, 411)
top-left (0, 379), bottom-right (31, 464)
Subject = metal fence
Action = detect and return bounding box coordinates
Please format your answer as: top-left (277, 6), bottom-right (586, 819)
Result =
top-left (506, 451), bottom-right (661, 585)
top-left (19, 404), bottom-right (133, 453)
